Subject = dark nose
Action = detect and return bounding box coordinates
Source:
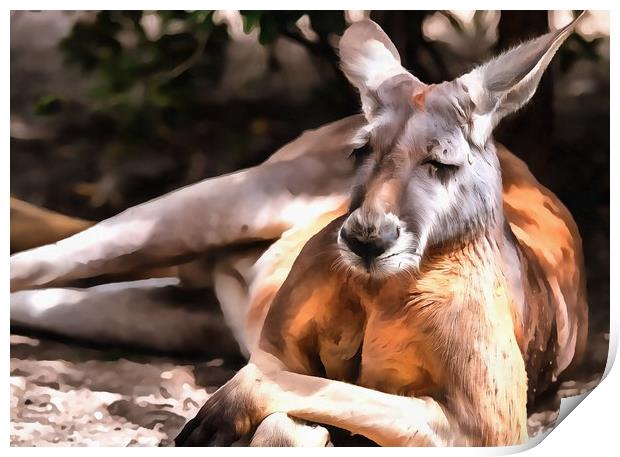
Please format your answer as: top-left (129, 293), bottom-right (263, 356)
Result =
top-left (340, 217), bottom-right (399, 264)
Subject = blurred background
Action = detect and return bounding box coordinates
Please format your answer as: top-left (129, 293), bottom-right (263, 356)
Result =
top-left (10, 10), bottom-right (609, 446)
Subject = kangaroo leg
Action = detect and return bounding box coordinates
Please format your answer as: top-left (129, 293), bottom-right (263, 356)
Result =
top-left (10, 116), bottom-right (362, 292)
top-left (10, 278), bottom-right (240, 356)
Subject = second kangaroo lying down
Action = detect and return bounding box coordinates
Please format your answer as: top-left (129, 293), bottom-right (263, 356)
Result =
top-left (175, 17), bottom-right (588, 446)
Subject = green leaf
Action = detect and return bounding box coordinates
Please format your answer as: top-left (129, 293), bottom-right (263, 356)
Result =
top-left (34, 95), bottom-right (62, 116)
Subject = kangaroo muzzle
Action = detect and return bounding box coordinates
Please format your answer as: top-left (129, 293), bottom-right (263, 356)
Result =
top-left (340, 209), bottom-right (400, 268)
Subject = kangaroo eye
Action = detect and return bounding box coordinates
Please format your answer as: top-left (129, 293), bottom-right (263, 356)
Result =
top-left (424, 159), bottom-right (458, 172)
top-left (423, 159), bottom-right (459, 183)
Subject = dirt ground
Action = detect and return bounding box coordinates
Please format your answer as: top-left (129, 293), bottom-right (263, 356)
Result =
top-left (10, 329), bottom-right (608, 447)
top-left (10, 334), bottom-right (242, 447)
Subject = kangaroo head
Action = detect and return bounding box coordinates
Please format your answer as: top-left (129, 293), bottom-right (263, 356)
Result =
top-left (337, 14), bottom-right (582, 277)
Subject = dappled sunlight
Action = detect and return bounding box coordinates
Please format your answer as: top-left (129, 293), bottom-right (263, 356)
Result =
top-left (10, 334), bottom-right (222, 446)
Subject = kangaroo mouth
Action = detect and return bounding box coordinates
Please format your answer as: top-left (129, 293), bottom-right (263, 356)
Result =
top-left (336, 227), bottom-right (421, 277)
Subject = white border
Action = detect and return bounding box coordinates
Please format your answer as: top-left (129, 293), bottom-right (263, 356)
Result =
top-left (4, 2), bottom-right (616, 455)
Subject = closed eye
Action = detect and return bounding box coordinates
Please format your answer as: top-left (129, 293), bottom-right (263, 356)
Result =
top-left (422, 158), bottom-right (460, 184)
top-left (423, 159), bottom-right (459, 172)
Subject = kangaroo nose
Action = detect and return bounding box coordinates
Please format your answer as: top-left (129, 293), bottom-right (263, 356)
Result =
top-left (340, 215), bottom-right (400, 264)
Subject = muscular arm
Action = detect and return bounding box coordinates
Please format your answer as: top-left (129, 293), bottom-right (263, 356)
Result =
top-left (254, 351), bottom-right (456, 447)
top-left (175, 350), bottom-right (459, 447)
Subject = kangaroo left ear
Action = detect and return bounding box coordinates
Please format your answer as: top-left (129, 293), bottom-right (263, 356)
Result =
top-left (459, 11), bottom-right (586, 141)
top-left (339, 19), bottom-right (424, 122)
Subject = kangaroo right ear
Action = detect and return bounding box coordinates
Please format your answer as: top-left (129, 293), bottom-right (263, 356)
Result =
top-left (339, 19), bottom-right (425, 121)
top-left (458, 11), bottom-right (585, 145)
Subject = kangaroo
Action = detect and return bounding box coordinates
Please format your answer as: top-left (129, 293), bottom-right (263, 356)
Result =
top-left (174, 17), bottom-right (588, 446)
top-left (10, 15), bottom-right (588, 447)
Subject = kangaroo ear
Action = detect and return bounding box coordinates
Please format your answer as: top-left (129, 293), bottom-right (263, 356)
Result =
top-left (459, 12), bottom-right (585, 141)
top-left (339, 19), bottom-right (424, 121)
